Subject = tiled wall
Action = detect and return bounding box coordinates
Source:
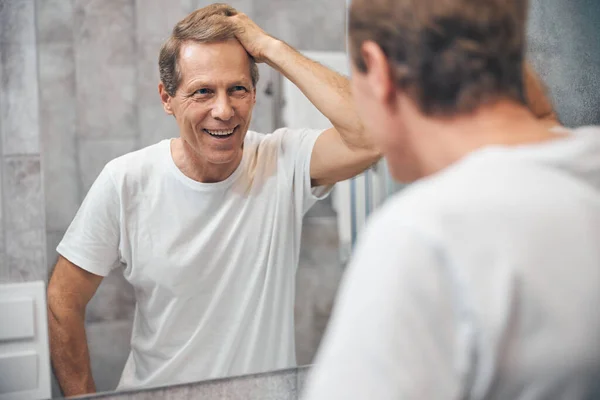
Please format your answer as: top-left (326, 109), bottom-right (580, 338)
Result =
top-left (1, 0), bottom-right (598, 397)
top-left (31, 0), bottom-right (345, 395)
top-left (0, 1), bottom-right (47, 284)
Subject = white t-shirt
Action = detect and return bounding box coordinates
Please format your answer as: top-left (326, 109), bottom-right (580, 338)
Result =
top-left (57, 128), bottom-right (331, 390)
top-left (302, 126), bottom-right (600, 400)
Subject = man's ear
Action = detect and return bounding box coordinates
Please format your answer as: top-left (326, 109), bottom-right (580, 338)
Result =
top-left (360, 41), bottom-right (395, 105)
top-left (158, 82), bottom-right (174, 115)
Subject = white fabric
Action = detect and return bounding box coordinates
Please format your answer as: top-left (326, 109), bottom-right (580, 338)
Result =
top-left (302, 126), bottom-right (600, 400)
top-left (57, 128), bottom-right (331, 390)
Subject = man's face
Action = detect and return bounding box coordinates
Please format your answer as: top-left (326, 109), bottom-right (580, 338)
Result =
top-left (162, 39), bottom-right (256, 166)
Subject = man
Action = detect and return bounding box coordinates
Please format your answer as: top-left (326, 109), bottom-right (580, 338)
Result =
top-left (47, 4), bottom-right (378, 396)
top-left (302, 0), bottom-right (600, 399)
top-left (47, 2), bottom-right (562, 398)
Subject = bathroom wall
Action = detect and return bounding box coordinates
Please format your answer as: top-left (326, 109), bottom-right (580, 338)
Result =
top-left (32, 0), bottom-right (346, 395)
top-left (1, 0), bottom-right (598, 397)
top-left (0, 1), bottom-right (47, 284)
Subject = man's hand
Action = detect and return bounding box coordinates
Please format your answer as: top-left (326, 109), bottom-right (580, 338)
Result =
top-left (229, 13), bottom-right (278, 63)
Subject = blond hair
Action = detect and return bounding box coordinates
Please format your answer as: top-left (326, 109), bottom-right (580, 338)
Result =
top-left (159, 3), bottom-right (259, 96)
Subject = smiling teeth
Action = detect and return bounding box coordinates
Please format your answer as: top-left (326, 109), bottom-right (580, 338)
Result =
top-left (206, 128), bottom-right (234, 136)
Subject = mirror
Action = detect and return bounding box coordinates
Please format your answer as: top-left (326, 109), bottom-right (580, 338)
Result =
top-left (36, 0), bottom-right (353, 397)
top-left (1, 0), bottom-right (598, 398)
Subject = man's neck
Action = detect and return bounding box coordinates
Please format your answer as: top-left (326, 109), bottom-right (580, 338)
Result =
top-left (170, 138), bottom-right (243, 183)
top-left (406, 100), bottom-right (563, 177)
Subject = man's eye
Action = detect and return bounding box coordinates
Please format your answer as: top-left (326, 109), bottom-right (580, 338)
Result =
top-left (195, 88), bottom-right (211, 95)
top-left (232, 86), bottom-right (247, 92)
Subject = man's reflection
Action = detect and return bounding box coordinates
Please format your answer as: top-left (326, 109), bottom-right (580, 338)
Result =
top-left (47, 4), bottom-right (379, 396)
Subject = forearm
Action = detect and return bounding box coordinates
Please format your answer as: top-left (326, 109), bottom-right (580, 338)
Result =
top-left (48, 302), bottom-right (96, 396)
top-left (264, 40), bottom-right (371, 149)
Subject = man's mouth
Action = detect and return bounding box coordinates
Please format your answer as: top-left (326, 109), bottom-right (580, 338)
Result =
top-left (203, 127), bottom-right (237, 138)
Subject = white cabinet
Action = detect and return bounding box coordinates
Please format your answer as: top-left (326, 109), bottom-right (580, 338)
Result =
top-left (0, 281), bottom-right (51, 400)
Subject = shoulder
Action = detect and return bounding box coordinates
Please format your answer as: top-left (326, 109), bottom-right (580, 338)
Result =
top-left (367, 156), bottom-right (530, 241)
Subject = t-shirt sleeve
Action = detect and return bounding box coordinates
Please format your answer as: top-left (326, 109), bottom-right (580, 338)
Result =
top-left (56, 164), bottom-right (122, 277)
top-left (301, 212), bottom-right (469, 400)
top-left (277, 127), bottom-right (334, 215)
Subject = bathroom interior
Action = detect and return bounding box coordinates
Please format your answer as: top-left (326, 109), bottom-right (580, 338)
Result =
top-left (0, 0), bottom-right (599, 399)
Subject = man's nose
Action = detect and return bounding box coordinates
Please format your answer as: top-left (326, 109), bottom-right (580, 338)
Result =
top-left (211, 94), bottom-right (235, 121)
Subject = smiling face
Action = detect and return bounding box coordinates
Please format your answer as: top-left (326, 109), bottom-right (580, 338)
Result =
top-left (160, 39), bottom-right (256, 169)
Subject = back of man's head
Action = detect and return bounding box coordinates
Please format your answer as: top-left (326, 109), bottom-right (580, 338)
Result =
top-left (349, 0), bottom-right (528, 116)
top-left (159, 3), bottom-right (260, 96)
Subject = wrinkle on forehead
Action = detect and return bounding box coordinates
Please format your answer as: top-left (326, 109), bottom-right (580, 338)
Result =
top-left (178, 40), bottom-right (252, 88)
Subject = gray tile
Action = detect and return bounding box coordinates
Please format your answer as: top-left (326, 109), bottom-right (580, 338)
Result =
top-left (35, 0), bottom-right (74, 44)
top-left (0, 0), bottom-right (36, 45)
top-left (86, 268), bottom-right (136, 323)
top-left (138, 102), bottom-right (180, 148)
top-left (3, 229), bottom-right (47, 283)
top-left (191, 0), bottom-right (253, 16)
top-left (299, 218), bottom-right (340, 265)
top-left (0, 155), bottom-right (3, 255)
top-left (38, 42), bottom-right (81, 231)
top-left (1, 43), bottom-right (40, 155)
top-left (74, 0), bottom-right (137, 139)
top-left (135, 0), bottom-right (189, 42)
top-left (304, 197), bottom-right (336, 219)
top-left (136, 40), bottom-right (162, 97)
top-left (295, 218), bottom-right (341, 365)
top-left (136, 39), bottom-right (180, 147)
top-left (4, 156), bottom-right (45, 231)
top-left (254, 0), bottom-right (346, 52)
top-left (77, 138), bottom-right (138, 197)
top-left (50, 369), bottom-right (62, 399)
top-left (249, 63), bottom-right (275, 134)
top-left (46, 230), bottom-right (65, 271)
top-left (87, 319), bottom-right (134, 392)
